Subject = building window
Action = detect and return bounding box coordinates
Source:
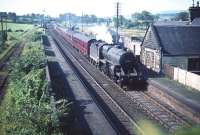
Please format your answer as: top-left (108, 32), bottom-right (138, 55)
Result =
top-left (188, 58), bottom-right (200, 72)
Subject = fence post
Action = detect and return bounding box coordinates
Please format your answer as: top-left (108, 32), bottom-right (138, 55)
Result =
top-left (185, 70), bottom-right (187, 85)
top-left (177, 67), bottom-right (179, 82)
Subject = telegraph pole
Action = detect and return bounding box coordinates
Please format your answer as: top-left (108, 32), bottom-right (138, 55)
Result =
top-left (68, 14), bottom-right (71, 29)
top-left (5, 15), bottom-right (7, 41)
top-left (1, 16), bottom-right (3, 44)
top-left (0, 15), bottom-right (7, 43)
top-left (115, 2), bottom-right (121, 43)
top-left (65, 14), bottom-right (67, 27)
top-left (5, 16), bottom-right (7, 32)
top-left (42, 9), bottom-right (46, 34)
top-left (43, 9), bottom-right (46, 28)
top-left (81, 12), bottom-right (83, 32)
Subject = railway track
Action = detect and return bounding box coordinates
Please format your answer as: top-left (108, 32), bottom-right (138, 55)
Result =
top-left (0, 43), bottom-right (24, 98)
top-left (50, 29), bottom-right (193, 134)
top-left (127, 91), bottom-right (192, 132)
top-left (50, 30), bottom-right (146, 135)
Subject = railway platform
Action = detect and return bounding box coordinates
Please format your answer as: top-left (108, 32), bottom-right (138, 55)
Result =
top-left (148, 77), bottom-right (200, 124)
top-left (44, 35), bottom-right (118, 135)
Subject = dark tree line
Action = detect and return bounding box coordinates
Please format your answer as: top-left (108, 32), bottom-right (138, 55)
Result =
top-left (0, 10), bottom-right (190, 32)
top-left (172, 11), bottom-right (189, 21)
top-left (0, 12), bottom-right (17, 22)
top-left (131, 11), bottom-right (159, 28)
top-left (0, 12), bottom-right (51, 24)
top-left (59, 11), bottom-right (159, 30)
top-left (113, 10), bottom-right (159, 29)
top-left (112, 10), bottom-right (190, 29)
top-left (59, 13), bottom-right (110, 26)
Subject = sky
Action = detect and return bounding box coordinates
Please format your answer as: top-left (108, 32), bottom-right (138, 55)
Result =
top-left (0, 0), bottom-right (193, 17)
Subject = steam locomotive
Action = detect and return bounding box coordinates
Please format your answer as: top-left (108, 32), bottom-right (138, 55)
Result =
top-left (54, 26), bottom-right (141, 87)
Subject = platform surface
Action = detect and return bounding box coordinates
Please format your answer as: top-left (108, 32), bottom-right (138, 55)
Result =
top-left (46, 36), bottom-right (118, 135)
top-left (148, 77), bottom-right (200, 113)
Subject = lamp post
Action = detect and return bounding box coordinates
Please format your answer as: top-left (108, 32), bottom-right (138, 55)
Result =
top-left (43, 9), bottom-right (46, 33)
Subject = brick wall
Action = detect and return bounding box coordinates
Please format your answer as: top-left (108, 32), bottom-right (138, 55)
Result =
top-left (163, 64), bottom-right (174, 79)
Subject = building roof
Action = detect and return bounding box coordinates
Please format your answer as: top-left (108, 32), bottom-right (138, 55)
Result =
top-left (142, 20), bottom-right (200, 56)
top-left (58, 27), bottom-right (94, 43)
top-left (142, 26), bottom-right (160, 50)
top-left (191, 17), bottom-right (200, 25)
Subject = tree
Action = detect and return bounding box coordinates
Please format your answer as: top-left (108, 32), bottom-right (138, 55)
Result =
top-left (173, 12), bottom-right (189, 21)
top-left (90, 15), bottom-right (97, 23)
top-left (131, 11), bottom-right (157, 29)
top-left (112, 17), bottom-right (117, 28)
top-left (8, 12), bottom-right (17, 22)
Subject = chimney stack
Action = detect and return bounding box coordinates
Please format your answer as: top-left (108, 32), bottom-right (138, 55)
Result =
top-left (189, 1), bottom-right (200, 22)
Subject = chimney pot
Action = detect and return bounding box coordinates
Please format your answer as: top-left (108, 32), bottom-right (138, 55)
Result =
top-left (189, 1), bottom-right (200, 22)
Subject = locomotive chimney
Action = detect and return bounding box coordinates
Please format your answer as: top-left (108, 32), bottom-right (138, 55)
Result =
top-left (189, 0), bottom-right (200, 22)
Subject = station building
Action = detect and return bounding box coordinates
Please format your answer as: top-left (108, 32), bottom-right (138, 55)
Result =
top-left (141, 2), bottom-right (200, 74)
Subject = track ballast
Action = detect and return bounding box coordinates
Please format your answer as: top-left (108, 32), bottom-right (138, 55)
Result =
top-left (50, 28), bottom-right (193, 134)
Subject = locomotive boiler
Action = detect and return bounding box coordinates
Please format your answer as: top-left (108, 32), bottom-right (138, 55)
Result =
top-left (89, 40), bottom-right (140, 86)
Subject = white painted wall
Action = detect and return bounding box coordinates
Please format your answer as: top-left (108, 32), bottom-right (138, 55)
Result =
top-left (173, 67), bottom-right (200, 91)
top-left (124, 37), bottom-right (141, 56)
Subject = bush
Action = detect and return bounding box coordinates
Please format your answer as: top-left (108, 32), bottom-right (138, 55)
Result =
top-left (0, 32), bottom-right (61, 134)
top-left (0, 39), bottom-right (52, 134)
top-left (9, 42), bottom-right (45, 76)
top-left (7, 29), bottom-right (12, 32)
top-left (173, 125), bottom-right (200, 135)
top-left (30, 31), bottom-right (43, 41)
top-left (15, 29), bottom-right (24, 32)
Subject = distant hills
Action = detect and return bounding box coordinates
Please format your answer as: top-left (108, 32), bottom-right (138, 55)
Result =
top-left (124, 10), bottom-right (187, 20)
top-left (156, 10), bottom-right (187, 20)
top-left (157, 10), bottom-right (187, 14)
